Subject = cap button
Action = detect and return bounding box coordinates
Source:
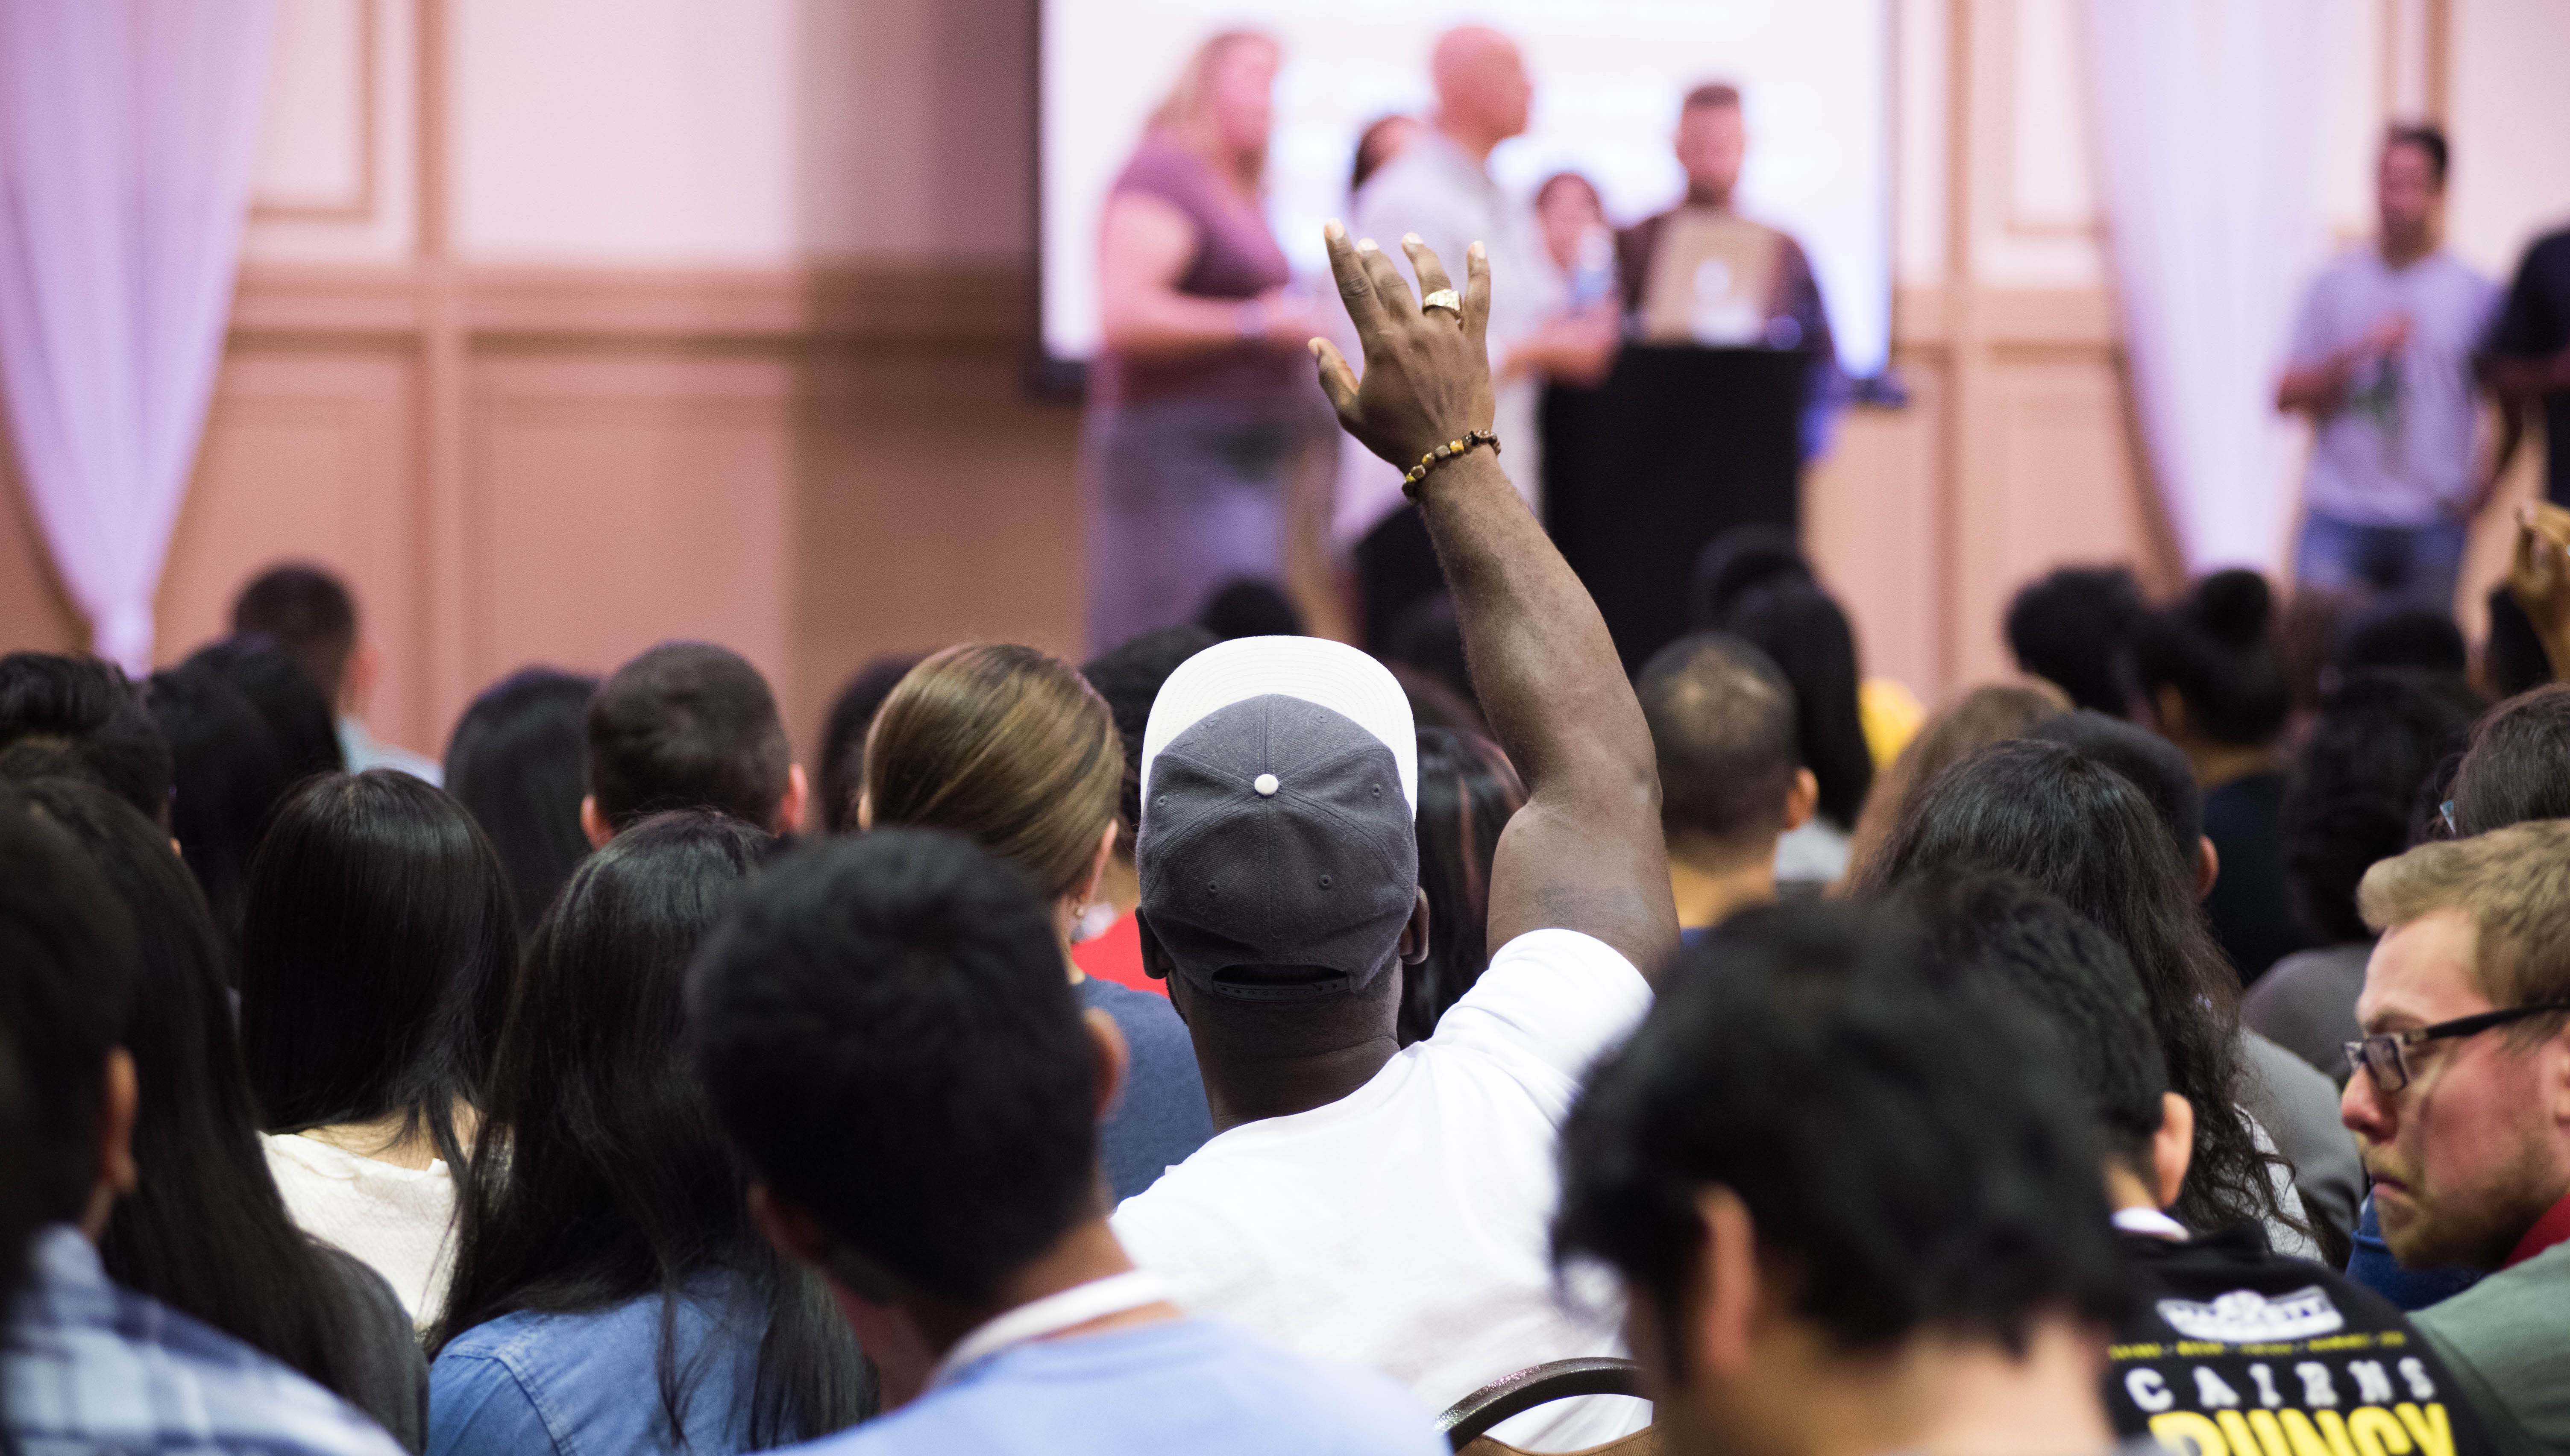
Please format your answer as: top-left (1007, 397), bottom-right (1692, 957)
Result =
top-left (1253, 773), bottom-right (1280, 797)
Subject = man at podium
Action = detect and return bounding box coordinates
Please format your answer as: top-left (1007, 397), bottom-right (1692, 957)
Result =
top-left (1617, 83), bottom-right (1833, 369)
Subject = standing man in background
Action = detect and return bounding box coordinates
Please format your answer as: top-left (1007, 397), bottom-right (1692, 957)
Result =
top-left (2481, 225), bottom-right (2570, 509)
top-left (2278, 126), bottom-right (2499, 617)
top-left (1338, 26), bottom-right (1615, 652)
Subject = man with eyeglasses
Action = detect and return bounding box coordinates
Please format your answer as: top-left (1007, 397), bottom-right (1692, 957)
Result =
top-left (2341, 821), bottom-right (2570, 1454)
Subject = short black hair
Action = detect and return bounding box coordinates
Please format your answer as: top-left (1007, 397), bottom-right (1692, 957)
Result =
top-left (690, 829), bottom-right (1100, 1304)
top-left (2004, 566), bottom-right (2143, 716)
top-left (0, 652), bottom-right (173, 822)
top-left (230, 564), bottom-right (358, 707)
top-left (2447, 683), bottom-right (2570, 837)
top-left (2134, 570), bottom-right (2288, 747)
top-left (1081, 626), bottom-right (1215, 855)
top-left (0, 784), bottom-right (136, 1224)
top-left (1891, 870), bottom-right (2168, 1179)
top-left (1637, 633), bottom-right (1799, 853)
top-left (2024, 709), bottom-right (2202, 864)
top-left (2342, 606), bottom-right (2466, 677)
top-left (2288, 671), bottom-right (2479, 942)
top-left (1197, 579), bottom-right (1304, 640)
top-left (1685, 525), bottom-right (1810, 633)
top-left (445, 667), bottom-right (601, 931)
top-left (586, 642), bottom-right (792, 832)
top-left (185, 636), bottom-right (344, 786)
top-left (2385, 123), bottom-right (2448, 186)
top-left (815, 654), bottom-right (927, 836)
top-left (240, 771), bottom-right (518, 1173)
top-left (1554, 902), bottom-right (2124, 1364)
top-left (145, 662), bottom-right (291, 982)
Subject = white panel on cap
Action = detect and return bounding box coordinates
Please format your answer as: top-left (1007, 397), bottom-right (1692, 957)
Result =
top-left (1141, 636), bottom-right (1419, 815)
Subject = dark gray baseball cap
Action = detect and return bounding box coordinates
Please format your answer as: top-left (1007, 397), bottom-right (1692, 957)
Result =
top-left (1137, 638), bottom-right (1419, 1001)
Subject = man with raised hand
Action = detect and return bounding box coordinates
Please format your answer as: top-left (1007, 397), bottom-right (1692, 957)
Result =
top-left (1111, 227), bottom-right (1675, 1451)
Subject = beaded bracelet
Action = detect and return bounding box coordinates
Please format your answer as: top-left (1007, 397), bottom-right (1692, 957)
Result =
top-left (1400, 430), bottom-right (1501, 497)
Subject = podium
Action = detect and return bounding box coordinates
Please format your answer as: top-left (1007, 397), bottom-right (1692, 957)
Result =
top-left (1543, 346), bottom-right (1810, 674)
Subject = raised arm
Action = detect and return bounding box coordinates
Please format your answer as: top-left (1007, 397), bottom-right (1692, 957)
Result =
top-left (1309, 226), bottom-right (1677, 980)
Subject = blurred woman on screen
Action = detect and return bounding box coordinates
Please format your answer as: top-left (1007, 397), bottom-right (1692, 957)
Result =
top-left (1086, 30), bottom-right (1329, 655)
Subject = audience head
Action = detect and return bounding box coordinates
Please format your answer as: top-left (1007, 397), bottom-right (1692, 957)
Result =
top-left (1685, 525), bottom-right (1810, 633)
top-left (2343, 605), bottom-right (2467, 677)
top-left (444, 666), bottom-right (600, 932)
top-left (1401, 728), bottom-right (1525, 1046)
top-left (240, 770), bottom-right (518, 1172)
top-left (1849, 738), bottom-right (2286, 1235)
top-left (438, 810), bottom-right (869, 1438)
top-left (1198, 579), bottom-right (1303, 641)
top-left (2481, 586), bottom-right (2551, 701)
top-left (15, 775), bottom-right (368, 1397)
top-left (1083, 626), bottom-right (1216, 864)
top-left (2134, 570), bottom-right (2289, 751)
top-left (1388, 595), bottom-right (1470, 719)
top-left (2023, 709), bottom-right (2206, 885)
top-left (1674, 82), bottom-right (1746, 202)
top-left (1553, 903), bottom-right (2123, 1449)
top-left (1846, 681), bottom-right (2068, 880)
top-left (1135, 636), bottom-right (1423, 1019)
top-left (1429, 25), bottom-right (1531, 151)
top-left (1534, 171), bottom-right (1605, 277)
top-left (0, 652), bottom-right (172, 823)
top-left (1350, 113), bottom-right (1421, 194)
top-left (2287, 671), bottom-right (2479, 945)
top-left (186, 636), bottom-right (343, 785)
top-left (2378, 122), bottom-right (2448, 240)
top-left (143, 662), bottom-right (289, 978)
top-left (230, 564), bottom-right (359, 712)
top-left (863, 644), bottom-right (1123, 922)
top-left (2344, 821), bottom-right (2570, 1271)
top-left (1636, 633), bottom-right (1812, 867)
top-left (1149, 30), bottom-right (1278, 174)
top-left (691, 830), bottom-right (1118, 1400)
top-left (584, 641), bottom-right (803, 843)
top-left (2443, 684), bottom-right (2570, 837)
top-left (2004, 566), bottom-right (2143, 717)
top-left (0, 784), bottom-right (135, 1234)
top-left (1719, 580), bottom-right (1872, 831)
top-left (1894, 870), bottom-right (2187, 1209)
top-left (815, 653), bottom-right (925, 837)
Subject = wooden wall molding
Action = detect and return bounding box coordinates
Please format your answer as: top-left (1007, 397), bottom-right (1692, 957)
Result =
top-left (230, 261), bottom-right (1035, 348)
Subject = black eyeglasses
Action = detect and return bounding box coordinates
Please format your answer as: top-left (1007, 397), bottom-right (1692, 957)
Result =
top-left (2345, 1003), bottom-right (2570, 1092)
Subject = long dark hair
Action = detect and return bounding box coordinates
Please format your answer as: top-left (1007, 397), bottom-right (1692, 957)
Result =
top-left (432, 812), bottom-right (872, 1446)
top-left (444, 667), bottom-right (600, 932)
top-left (240, 770), bottom-right (518, 1173)
top-left (15, 776), bottom-right (373, 1400)
top-left (1847, 738), bottom-right (2294, 1236)
top-left (1401, 728), bottom-right (1525, 1045)
top-left (1721, 582), bottom-right (1874, 830)
top-left (146, 662), bottom-right (291, 984)
top-left (187, 636), bottom-right (344, 785)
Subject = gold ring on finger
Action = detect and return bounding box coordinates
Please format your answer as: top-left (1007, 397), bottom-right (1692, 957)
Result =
top-left (1422, 289), bottom-right (1463, 318)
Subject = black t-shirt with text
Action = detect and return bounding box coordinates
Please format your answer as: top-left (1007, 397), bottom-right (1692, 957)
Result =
top-left (2107, 1225), bottom-right (2491, 1456)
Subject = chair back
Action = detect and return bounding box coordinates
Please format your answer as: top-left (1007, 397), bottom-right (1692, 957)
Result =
top-left (1436, 1357), bottom-right (1655, 1456)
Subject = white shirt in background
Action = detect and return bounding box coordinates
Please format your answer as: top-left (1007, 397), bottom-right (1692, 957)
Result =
top-left (1338, 132), bottom-right (1564, 549)
top-left (337, 717), bottom-right (443, 787)
top-left (261, 1132), bottom-right (459, 1330)
top-left (1113, 929), bottom-right (1653, 1453)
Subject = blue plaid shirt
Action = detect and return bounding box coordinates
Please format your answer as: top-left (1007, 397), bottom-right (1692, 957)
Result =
top-left (3, 1225), bottom-right (405, 1455)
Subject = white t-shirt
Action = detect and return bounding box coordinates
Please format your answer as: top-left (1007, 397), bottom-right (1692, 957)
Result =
top-left (1112, 929), bottom-right (1653, 1453)
top-left (262, 1132), bottom-right (460, 1330)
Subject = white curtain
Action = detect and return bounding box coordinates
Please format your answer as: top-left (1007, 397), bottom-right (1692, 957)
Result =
top-left (0, 0), bottom-right (275, 673)
top-left (2078, 0), bottom-right (2356, 572)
